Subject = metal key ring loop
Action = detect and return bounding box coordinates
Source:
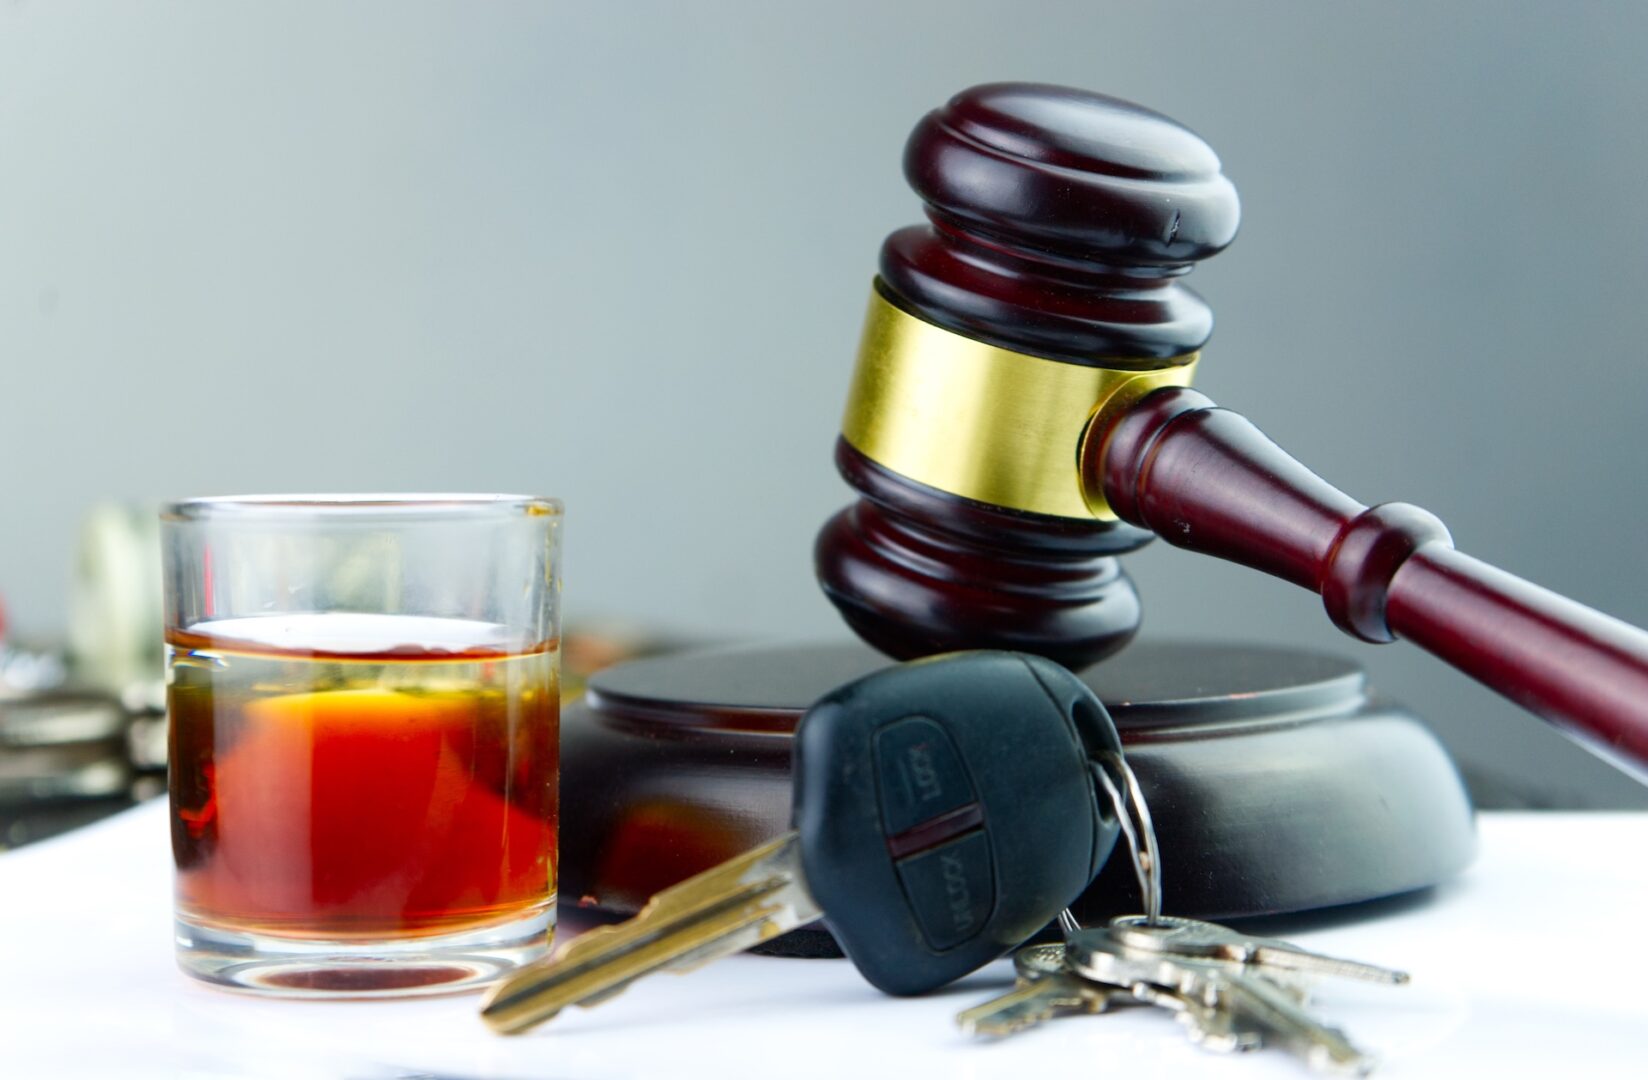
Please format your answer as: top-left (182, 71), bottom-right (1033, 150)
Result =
top-left (1094, 751), bottom-right (1163, 925)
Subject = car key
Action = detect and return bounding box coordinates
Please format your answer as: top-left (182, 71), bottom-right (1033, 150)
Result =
top-left (481, 650), bottom-right (1127, 1033)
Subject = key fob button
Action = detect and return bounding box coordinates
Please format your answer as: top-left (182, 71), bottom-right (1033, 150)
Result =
top-left (894, 832), bottom-right (996, 951)
top-left (874, 716), bottom-right (978, 836)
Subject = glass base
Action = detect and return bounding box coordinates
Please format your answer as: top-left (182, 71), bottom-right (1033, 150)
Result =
top-left (175, 905), bottom-right (554, 999)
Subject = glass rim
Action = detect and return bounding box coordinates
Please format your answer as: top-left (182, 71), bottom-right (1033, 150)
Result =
top-left (161, 493), bottom-right (562, 522)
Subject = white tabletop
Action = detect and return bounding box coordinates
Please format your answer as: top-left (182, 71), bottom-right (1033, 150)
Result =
top-left (2, 802), bottom-right (1645, 1079)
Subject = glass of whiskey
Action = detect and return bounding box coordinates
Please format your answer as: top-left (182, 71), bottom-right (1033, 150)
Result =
top-left (161, 495), bottom-right (562, 997)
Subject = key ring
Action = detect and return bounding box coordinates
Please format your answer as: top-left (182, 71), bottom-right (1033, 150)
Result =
top-left (1056, 749), bottom-right (1163, 938)
top-left (1094, 750), bottom-right (1163, 926)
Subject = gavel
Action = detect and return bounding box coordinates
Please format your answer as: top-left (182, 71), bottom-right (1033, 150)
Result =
top-left (815, 82), bottom-right (1648, 781)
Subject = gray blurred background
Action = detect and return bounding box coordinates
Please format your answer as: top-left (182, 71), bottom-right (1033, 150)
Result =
top-left (3, 1), bottom-right (1645, 806)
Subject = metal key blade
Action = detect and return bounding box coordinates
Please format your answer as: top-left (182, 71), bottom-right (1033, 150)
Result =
top-left (957, 943), bottom-right (1129, 1037)
top-left (1109, 915), bottom-right (1409, 985)
top-left (480, 832), bottom-right (820, 1034)
top-left (1069, 929), bottom-right (1375, 1076)
top-left (1170, 993), bottom-right (1266, 1056)
top-left (1203, 969), bottom-right (1373, 1076)
top-left (957, 976), bottom-right (1098, 1037)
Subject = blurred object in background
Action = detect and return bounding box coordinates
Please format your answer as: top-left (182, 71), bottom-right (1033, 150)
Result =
top-left (69, 504), bottom-right (164, 712)
top-left (561, 620), bottom-right (700, 701)
top-left (0, 686), bottom-right (136, 850)
top-left (0, 505), bottom-right (167, 851)
top-left (0, 595), bottom-right (69, 697)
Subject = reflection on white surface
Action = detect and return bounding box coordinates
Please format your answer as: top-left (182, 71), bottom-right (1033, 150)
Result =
top-left (3, 804), bottom-right (1646, 1079)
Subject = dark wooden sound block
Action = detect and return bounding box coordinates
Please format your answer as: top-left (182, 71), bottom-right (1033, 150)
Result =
top-left (560, 641), bottom-right (1475, 957)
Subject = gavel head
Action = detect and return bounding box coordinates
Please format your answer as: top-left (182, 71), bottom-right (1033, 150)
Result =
top-left (815, 83), bottom-right (1240, 669)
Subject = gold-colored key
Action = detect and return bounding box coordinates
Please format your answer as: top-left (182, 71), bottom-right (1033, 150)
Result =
top-left (480, 832), bottom-right (819, 1034)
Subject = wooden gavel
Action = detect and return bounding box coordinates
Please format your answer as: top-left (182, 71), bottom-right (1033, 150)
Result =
top-left (814, 83), bottom-right (1648, 780)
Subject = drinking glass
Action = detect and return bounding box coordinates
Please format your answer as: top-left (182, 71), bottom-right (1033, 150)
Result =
top-left (162, 495), bottom-right (562, 997)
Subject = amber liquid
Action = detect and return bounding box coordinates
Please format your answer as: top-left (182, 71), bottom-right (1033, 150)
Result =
top-left (168, 613), bottom-right (558, 940)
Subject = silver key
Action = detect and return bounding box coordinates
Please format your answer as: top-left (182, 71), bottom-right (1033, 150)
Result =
top-left (1127, 978), bottom-right (1266, 1054)
top-left (1108, 915), bottom-right (1409, 985)
top-left (1100, 939), bottom-right (1306, 1055)
top-left (956, 943), bottom-right (1133, 1037)
top-left (959, 941), bottom-right (1271, 1051)
top-left (1070, 928), bottom-right (1376, 1076)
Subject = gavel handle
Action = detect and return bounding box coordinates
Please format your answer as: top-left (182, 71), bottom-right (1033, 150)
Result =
top-left (1096, 387), bottom-right (1648, 781)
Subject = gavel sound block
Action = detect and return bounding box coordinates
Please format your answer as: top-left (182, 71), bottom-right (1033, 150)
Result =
top-left (560, 84), bottom-right (1513, 950)
top-left (561, 640), bottom-right (1472, 954)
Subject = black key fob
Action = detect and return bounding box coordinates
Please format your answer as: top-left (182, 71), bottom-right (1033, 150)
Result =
top-left (791, 650), bottom-right (1123, 995)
